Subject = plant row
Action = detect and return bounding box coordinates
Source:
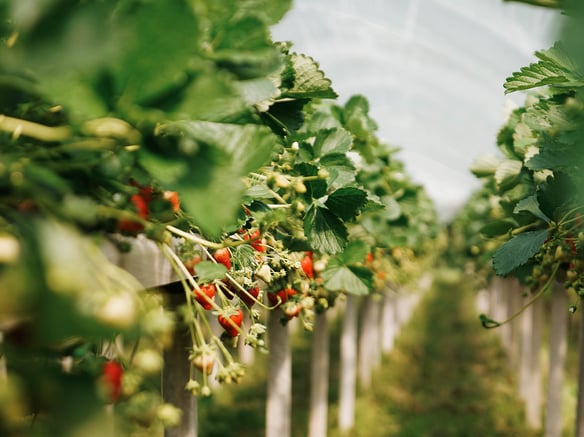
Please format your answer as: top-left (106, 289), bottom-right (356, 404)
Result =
top-left (0, 1), bottom-right (439, 435)
top-left (449, 1), bottom-right (584, 324)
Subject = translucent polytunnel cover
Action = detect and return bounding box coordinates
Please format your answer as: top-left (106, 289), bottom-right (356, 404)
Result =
top-left (271, 0), bottom-right (561, 221)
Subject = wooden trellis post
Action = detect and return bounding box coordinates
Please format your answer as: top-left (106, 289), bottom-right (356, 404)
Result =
top-left (117, 236), bottom-right (198, 436)
top-left (575, 298), bottom-right (584, 437)
top-left (519, 292), bottom-right (543, 429)
top-left (545, 281), bottom-right (568, 437)
top-left (338, 295), bottom-right (358, 432)
top-left (381, 290), bottom-right (397, 353)
top-left (358, 295), bottom-right (381, 389)
top-left (163, 292), bottom-right (198, 437)
top-left (308, 312), bottom-right (330, 437)
top-left (266, 311), bottom-right (291, 437)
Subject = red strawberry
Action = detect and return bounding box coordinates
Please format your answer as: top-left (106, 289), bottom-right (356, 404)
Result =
top-left (117, 194), bottom-right (149, 233)
top-left (301, 252), bottom-right (314, 279)
top-left (193, 284), bottom-right (216, 310)
top-left (191, 350), bottom-right (216, 375)
top-left (163, 190), bottom-right (180, 213)
top-left (282, 302), bottom-right (302, 319)
top-left (184, 254), bottom-right (202, 276)
top-left (238, 286), bottom-right (261, 307)
top-left (268, 288), bottom-right (297, 307)
top-left (244, 229), bottom-right (266, 252)
top-left (102, 361), bottom-right (124, 403)
top-left (213, 248), bottom-right (232, 270)
top-left (218, 309), bottom-right (243, 337)
top-left (365, 252), bottom-right (374, 263)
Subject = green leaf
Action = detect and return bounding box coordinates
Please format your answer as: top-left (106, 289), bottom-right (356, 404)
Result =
top-left (111, 1), bottom-right (200, 106)
top-left (492, 229), bottom-right (548, 276)
top-left (513, 195), bottom-right (551, 223)
top-left (153, 121), bottom-right (279, 235)
top-left (235, 77), bottom-right (281, 111)
top-left (495, 159), bottom-right (523, 191)
top-left (479, 220), bottom-right (518, 238)
top-left (261, 99), bottom-right (308, 135)
top-left (304, 205), bottom-right (348, 254)
top-left (343, 95), bottom-right (378, 141)
top-left (335, 240), bottom-right (371, 265)
top-left (504, 42), bottom-right (584, 94)
top-left (526, 133), bottom-right (584, 178)
top-left (301, 104), bottom-right (343, 133)
top-left (137, 150), bottom-right (189, 187)
top-left (239, 0), bottom-right (293, 24)
top-left (5, 0), bottom-right (124, 74)
top-left (470, 154), bottom-right (502, 178)
top-left (295, 163), bottom-right (328, 199)
top-left (23, 162), bottom-right (70, 198)
top-left (313, 128), bottom-right (353, 157)
top-left (61, 195), bottom-right (98, 226)
top-left (537, 172), bottom-right (579, 221)
top-left (41, 75), bottom-right (110, 120)
top-left (168, 71), bottom-right (248, 122)
top-left (160, 121), bottom-right (278, 177)
top-left (338, 240), bottom-right (371, 264)
top-left (502, 0), bottom-right (561, 8)
top-left (319, 154), bottom-right (357, 187)
top-left (282, 53), bottom-right (338, 99)
top-left (193, 261), bottom-right (227, 283)
top-left (381, 195), bottom-right (402, 221)
top-left (209, 14), bottom-right (283, 80)
top-left (321, 259), bottom-right (372, 295)
top-left (244, 184), bottom-right (275, 200)
top-left (325, 187), bottom-right (368, 221)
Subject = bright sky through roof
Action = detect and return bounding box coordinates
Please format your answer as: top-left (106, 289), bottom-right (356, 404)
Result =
top-left (271, 0), bottom-right (561, 221)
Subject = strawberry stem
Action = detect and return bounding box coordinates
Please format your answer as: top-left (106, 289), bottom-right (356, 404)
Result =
top-left (0, 114), bottom-right (72, 142)
top-left (160, 243), bottom-right (224, 315)
top-left (166, 226), bottom-right (224, 249)
top-left (480, 262), bottom-right (560, 329)
top-left (212, 336), bottom-right (236, 365)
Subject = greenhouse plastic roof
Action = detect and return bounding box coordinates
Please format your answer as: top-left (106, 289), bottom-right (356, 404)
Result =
top-left (271, 0), bottom-right (561, 221)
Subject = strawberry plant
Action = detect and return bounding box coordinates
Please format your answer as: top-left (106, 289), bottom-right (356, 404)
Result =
top-left (193, 283), bottom-right (216, 310)
top-left (0, 1), bottom-right (442, 436)
top-left (465, 34), bottom-right (584, 326)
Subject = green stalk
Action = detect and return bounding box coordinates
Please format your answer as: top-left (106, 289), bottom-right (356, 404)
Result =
top-left (0, 114), bottom-right (72, 142)
top-left (481, 262), bottom-right (560, 329)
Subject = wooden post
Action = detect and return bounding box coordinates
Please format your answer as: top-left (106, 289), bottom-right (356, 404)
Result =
top-left (574, 298), bottom-right (584, 437)
top-left (501, 279), bottom-right (513, 358)
top-left (308, 312), bottom-right (329, 437)
top-left (381, 291), bottom-right (397, 353)
top-left (119, 234), bottom-right (172, 288)
top-left (266, 311), bottom-right (291, 437)
top-left (488, 283), bottom-right (496, 320)
top-left (475, 289), bottom-right (490, 316)
top-left (358, 295), bottom-right (380, 389)
top-left (519, 294), bottom-right (533, 403)
top-left (116, 236), bottom-right (196, 436)
top-left (528, 295), bottom-right (544, 430)
top-left (396, 293), bottom-right (407, 329)
top-left (491, 276), bottom-right (507, 343)
top-left (338, 295), bottom-right (358, 432)
top-left (519, 291), bottom-right (544, 429)
top-left (371, 296), bottom-right (382, 370)
top-left (163, 294), bottom-right (197, 437)
top-left (545, 281), bottom-right (568, 437)
top-left (508, 279), bottom-right (522, 370)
